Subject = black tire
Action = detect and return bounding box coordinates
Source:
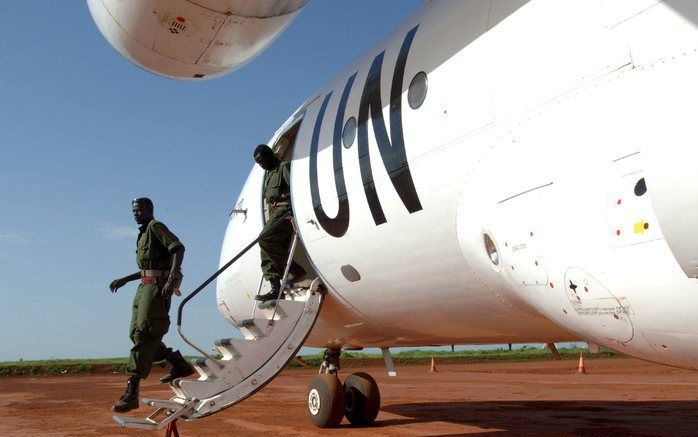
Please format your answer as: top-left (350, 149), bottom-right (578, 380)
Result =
top-left (343, 372), bottom-right (380, 426)
top-left (307, 374), bottom-right (345, 428)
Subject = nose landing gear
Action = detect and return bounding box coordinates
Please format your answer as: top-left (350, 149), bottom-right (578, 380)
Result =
top-left (306, 349), bottom-right (381, 428)
top-left (307, 374), bottom-right (345, 427)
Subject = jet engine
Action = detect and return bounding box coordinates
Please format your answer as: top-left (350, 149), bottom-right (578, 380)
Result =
top-left (87, 0), bottom-right (309, 80)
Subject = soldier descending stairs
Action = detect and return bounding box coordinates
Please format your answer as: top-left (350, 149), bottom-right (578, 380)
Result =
top-left (112, 211), bottom-right (326, 430)
top-left (114, 283), bottom-right (324, 430)
top-left (113, 146), bottom-right (381, 431)
top-left (112, 212), bottom-right (382, 431)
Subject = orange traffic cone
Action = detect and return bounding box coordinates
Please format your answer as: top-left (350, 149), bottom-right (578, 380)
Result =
top-left (429, 355), bottom-right (438, 373)
top-left (577, 353), bottom-right (586, 374)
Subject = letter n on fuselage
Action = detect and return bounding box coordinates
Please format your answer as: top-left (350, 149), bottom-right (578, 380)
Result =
top-left (358, 25), bottom-right (423, 226)
top-left (309, 25), bottom-right (423, 237)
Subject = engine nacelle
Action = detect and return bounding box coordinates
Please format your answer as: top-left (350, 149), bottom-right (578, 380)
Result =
top-left (87, 0), bottom-right (309, 81)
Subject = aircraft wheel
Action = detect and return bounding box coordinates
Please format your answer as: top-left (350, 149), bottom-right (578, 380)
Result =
top-left (307, 374), bottom-right (345, 428)
top-left (343, 372), bottom-right (380, 426)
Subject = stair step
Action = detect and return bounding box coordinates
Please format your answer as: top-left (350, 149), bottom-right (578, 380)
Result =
top-left (142, 398), bottom-right (186, 409)
top-left (191, 357), bottom-right (228, 380)
top-left (284, 288), bottom-right (312, 301)
top-left (169, 381), bottom-right (188, 399)
top-left (177, 378), bottom-right (227, 401)
top-left (214, 338), bottom-right (256, 360)
top-left (257, 299), bottom-right (280, 310)
top-left (235, 318), bottom-right (270, 340)
top-left (114, 397), bottom-right (198, 430)
top-left (192, 358), bottom-right (215, 379)
top-left (236, 318), bottom-right (256, 327)
top-left (291, 278), bottom-right (314, 289)
top-left (257, 299), bottom-right (285, 317)
top-left (113, 415), bottom-right (158, 430)
top-left (256, 299), bottom-right (297, 320)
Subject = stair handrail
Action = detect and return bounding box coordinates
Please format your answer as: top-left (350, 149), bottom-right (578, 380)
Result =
top-left (268, 223), bottom-right (300, 322)
top-left (177, 211), bottom-right (293, 367)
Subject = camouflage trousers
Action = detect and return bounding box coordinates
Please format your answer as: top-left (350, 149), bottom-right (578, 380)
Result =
top-left (125, 283), bottom-right (172, 378)
top-left (259, 206), bottom-right (301, 282)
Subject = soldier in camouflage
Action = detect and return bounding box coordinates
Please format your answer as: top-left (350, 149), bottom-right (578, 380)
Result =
top-left (253, 145), bottom-right (306, 302)
top-left (109, 197), bottom-right (194, 413)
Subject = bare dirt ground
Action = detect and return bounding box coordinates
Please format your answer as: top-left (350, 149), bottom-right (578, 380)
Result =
top-left (2, 358), bottom-right (698, 437)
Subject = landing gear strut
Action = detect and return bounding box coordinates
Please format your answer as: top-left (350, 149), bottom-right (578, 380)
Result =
top-left (306, 348), bottom-right (381, 428)
top-left (319, 348), bottom-right (341, 375)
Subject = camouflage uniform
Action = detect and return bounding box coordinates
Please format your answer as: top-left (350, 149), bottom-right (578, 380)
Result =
top-left (259, 161), bottom-right (299, 282)
top-left (126, 220), bottom-right (183, 378)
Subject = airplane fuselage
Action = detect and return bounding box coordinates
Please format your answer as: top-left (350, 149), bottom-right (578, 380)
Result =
top-left (217, 0), bottom-right (698, 370)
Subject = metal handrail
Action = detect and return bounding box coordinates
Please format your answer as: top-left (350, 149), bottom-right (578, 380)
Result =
top-left (251, 227), bottom-right (298, 322)
top-left (177, 211), bottom-right (293, 367)
top-left (268, 221), bottom-right (300, 323)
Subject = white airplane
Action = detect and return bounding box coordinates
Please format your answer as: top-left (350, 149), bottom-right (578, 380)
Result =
top-left (88, 0), bottom-right (698, 430)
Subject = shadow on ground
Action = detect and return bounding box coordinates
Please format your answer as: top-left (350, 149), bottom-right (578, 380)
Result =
top-left (379, 400), bottom-right (698, 437)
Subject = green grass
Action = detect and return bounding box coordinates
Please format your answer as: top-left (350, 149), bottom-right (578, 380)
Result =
top-left (1, 358), bottom-right (127, 366)
top-left (1, 347), bottom-right (623, 376)
top-left (0, 358), bottom-right (128, 376)
top-left (289, 346), bottom-right (622, 368)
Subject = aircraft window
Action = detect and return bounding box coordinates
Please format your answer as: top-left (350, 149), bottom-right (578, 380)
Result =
top-left (341, 264), bottom-right (361, 282)
top-left (408, 71), bottom-right (428, 109)
top-left (342, 116), bottom-right (357, 148)
top-left (483, 233), bottom-right (499, 266)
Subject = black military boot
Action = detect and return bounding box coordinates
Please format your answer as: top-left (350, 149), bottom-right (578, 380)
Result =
top-left (287, 264), bottom-right (307, 284)
top-left (255, 278), bottom-right (281, 302)
top-left (159, 350), bottom-right (195, 383)
top-left (112, 376), bottom-right (140, 412)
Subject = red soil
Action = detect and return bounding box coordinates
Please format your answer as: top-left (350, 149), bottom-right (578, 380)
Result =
top-left (2, 358), bottom-right (697, 436)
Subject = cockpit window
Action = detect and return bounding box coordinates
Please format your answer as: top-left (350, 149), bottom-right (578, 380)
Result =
top-left (484, 233), bottom-right (499, 266)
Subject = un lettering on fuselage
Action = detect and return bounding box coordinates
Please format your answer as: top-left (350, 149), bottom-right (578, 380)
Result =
top-left (308, 25), bottom-right (423, 238)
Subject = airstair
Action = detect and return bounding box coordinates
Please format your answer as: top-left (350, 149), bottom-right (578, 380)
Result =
top-left (113, 214), bottom-right (325, 430)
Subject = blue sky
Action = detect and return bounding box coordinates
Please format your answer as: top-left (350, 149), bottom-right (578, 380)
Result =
top-left (0, 1), bottom-right (426, 361)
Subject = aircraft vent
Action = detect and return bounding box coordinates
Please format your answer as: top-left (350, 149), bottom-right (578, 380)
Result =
top-left (158, 13), bottom-right (189, 35)
top-left (168, 19), bottom-right (186, 34)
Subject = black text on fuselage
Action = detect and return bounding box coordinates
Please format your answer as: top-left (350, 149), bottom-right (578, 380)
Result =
top-left (309, 25), bottom-right (423, 238)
